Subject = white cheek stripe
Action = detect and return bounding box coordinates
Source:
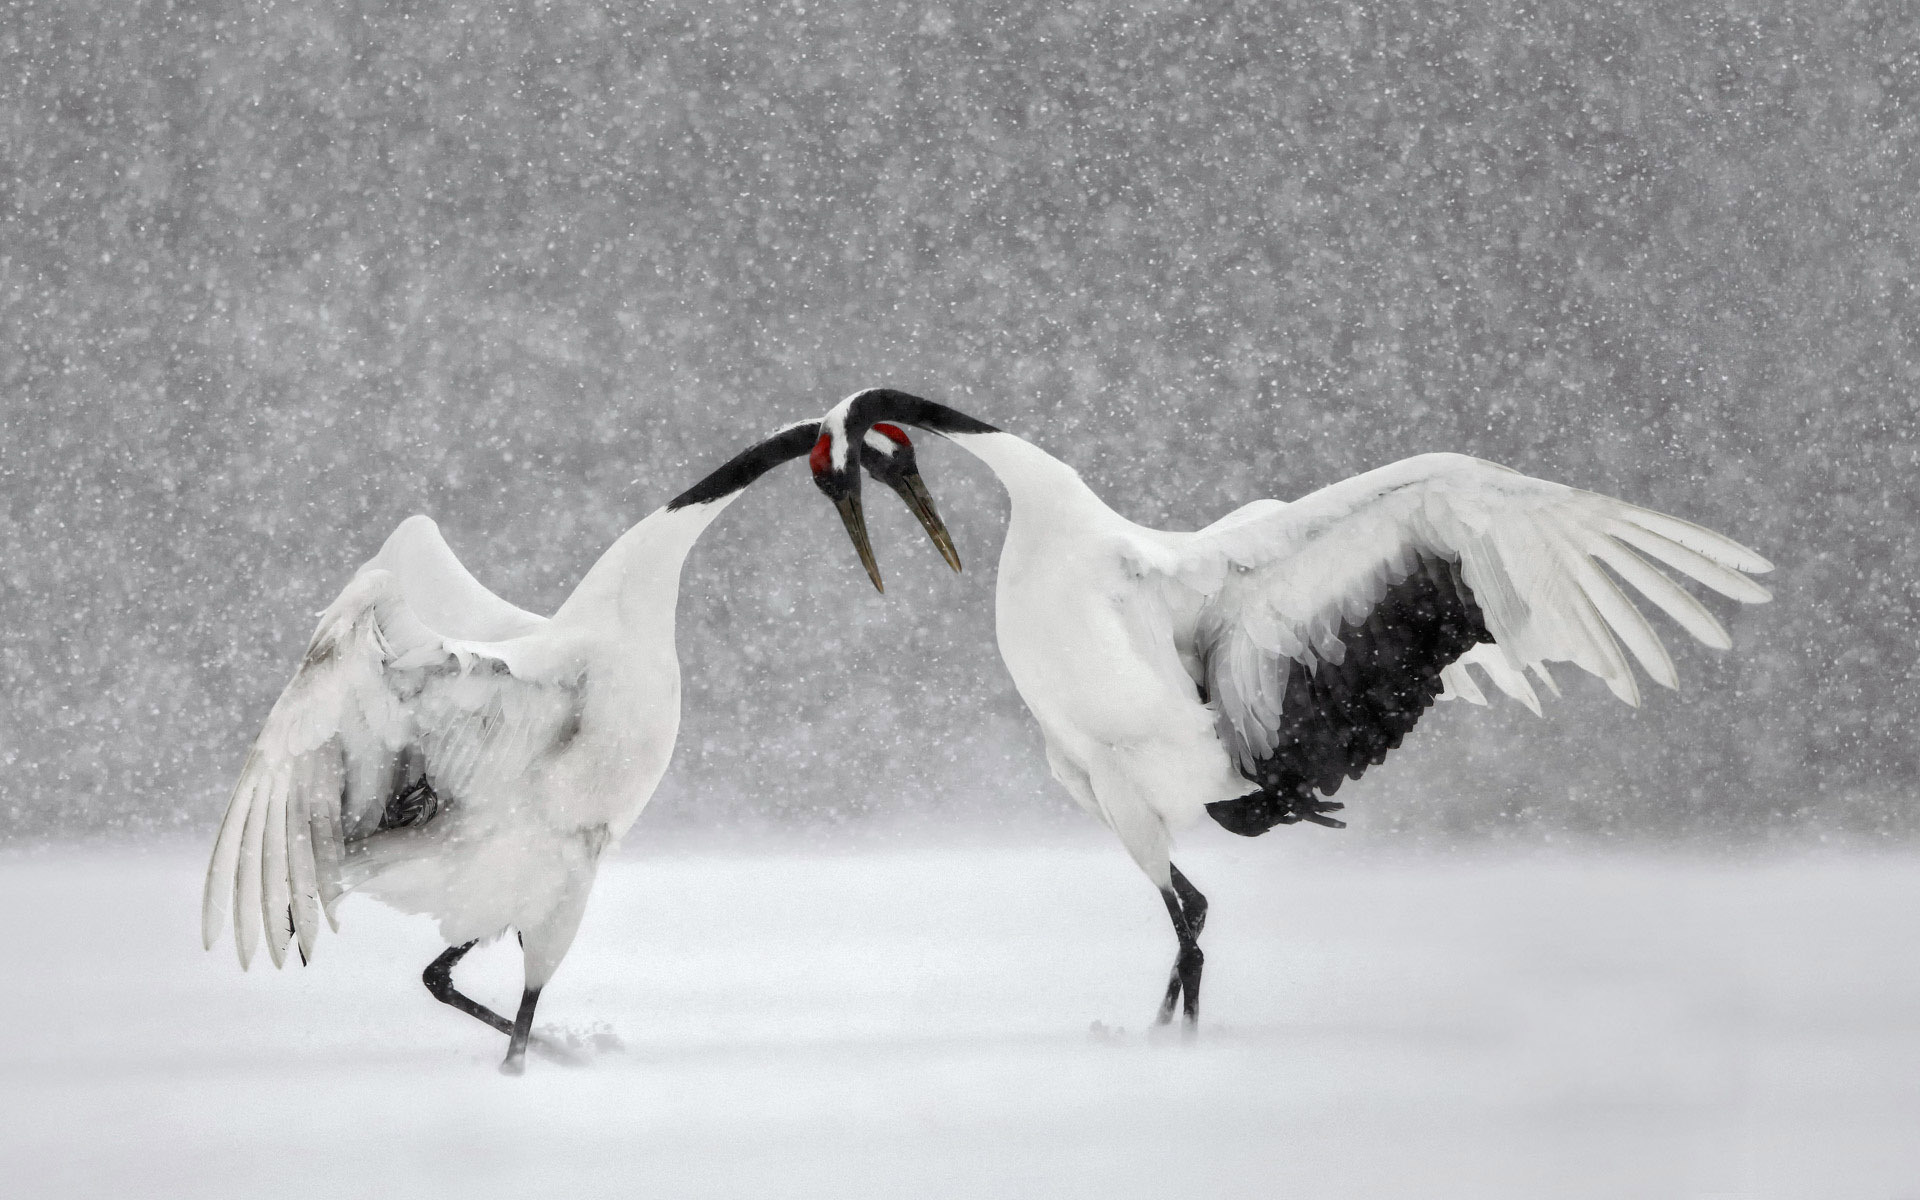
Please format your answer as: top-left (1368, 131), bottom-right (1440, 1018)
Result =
top-left (824, 401), bottom-right (855, 471)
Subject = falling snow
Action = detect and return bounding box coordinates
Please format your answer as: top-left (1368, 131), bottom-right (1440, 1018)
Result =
top-left (3, 1), bottom-right (1917, 1192)
top-left (4, 1), bottom-right (1915, 839)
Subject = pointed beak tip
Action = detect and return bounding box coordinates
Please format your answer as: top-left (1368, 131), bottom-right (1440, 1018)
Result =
top-left (834, 492), bottom-right (885, 595)
top-left (898, 473), bottom-right (963, 576)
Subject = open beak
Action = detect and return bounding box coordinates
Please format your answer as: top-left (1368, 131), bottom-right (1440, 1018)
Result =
top-left (888, 472), bottom-right (962, 572)
top-left (833, 493), bottom-right (885, 592)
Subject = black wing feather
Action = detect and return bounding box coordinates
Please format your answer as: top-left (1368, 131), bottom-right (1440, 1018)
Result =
top-left (1207, 553), bottom-right (1490, 837)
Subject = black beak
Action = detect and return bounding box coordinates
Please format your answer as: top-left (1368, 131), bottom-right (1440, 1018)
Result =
top-left (886, 471), bottom-right (962, 572)
top-left (833, 493), bottom-right (884, 592)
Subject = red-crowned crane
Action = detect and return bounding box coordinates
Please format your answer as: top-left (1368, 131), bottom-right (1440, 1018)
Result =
top-left (202, 420), bottom-right (956, 1072)
top-left (808, 389), bottom-right (1772, 1031)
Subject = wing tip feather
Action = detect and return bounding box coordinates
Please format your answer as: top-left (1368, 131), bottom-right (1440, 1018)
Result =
top-left (1618, 508), bottom-right (1774, 574)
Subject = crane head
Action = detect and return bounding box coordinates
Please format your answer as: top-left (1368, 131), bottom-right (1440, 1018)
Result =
top-left (857, 423), bottom-right (962, 575)
top-left (812, 388), bottom-right (998, 593)
top-left (810, 414), bottom-right (961, 593)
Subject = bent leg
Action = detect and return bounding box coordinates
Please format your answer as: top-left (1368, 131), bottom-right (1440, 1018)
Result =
top-left (422, 941), bottom-right (514, 1036)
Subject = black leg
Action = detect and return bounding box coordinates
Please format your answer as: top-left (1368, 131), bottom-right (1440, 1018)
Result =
top-left (1172, 864), bottom-right (1208, 939)
top-left (1152, 862), bottom-right (1208, 1030)
top-left (423, 941), bottom-right (514, 1037)
top-left (500, 985), bottom-right (542, 1075)
top-left (1156, 889), bottom-right (1186, 1025)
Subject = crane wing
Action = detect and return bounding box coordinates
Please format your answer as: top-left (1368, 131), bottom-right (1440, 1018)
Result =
top-left (201, 566), bottom-right (584, 970)
top-left (1148, 452), bottom-right (1771, 814)
top-left (364, 515), bottom-right (545, 641)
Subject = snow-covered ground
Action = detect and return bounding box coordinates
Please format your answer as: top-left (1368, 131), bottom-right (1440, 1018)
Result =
top-left (3, 830), bottom-right (1917, 1199)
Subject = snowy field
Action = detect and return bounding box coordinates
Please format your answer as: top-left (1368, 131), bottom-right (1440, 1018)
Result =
top-left (4, 830), bottom-right (1919, 1200)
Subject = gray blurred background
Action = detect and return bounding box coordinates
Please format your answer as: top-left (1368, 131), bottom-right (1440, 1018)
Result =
top-left (2, 0), bottom-right (1914, 841)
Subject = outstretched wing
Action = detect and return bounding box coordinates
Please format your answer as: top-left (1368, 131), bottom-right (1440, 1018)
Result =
top-left (1151, 452), bottom-right (1772, 814)
top-left (365, 515), bottom-right (545, 641)
top-left (202, 566), bottom-right (583, 970)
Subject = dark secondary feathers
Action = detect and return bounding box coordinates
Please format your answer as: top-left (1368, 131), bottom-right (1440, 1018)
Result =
top-left (1206, 554), bottom-right (1489, 836)
top-left (379, 773), bottom-right (441, 831)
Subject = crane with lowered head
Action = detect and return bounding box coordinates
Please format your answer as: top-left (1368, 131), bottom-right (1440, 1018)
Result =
top-left (807, 388), bottom-right (1772, 1032)
top-left (203, 418), bottom-right (958, 1072)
